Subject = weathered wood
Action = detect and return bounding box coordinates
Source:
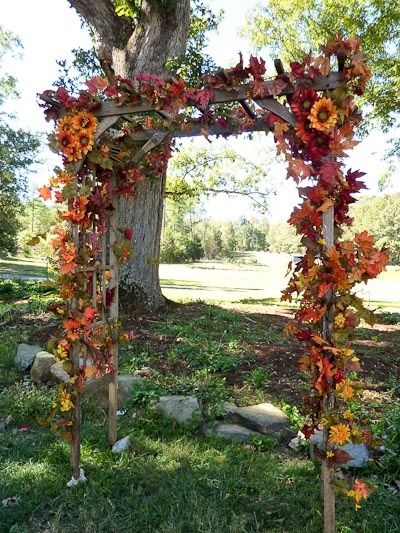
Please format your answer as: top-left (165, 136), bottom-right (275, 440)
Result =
top-left (80, 372), bottom-right (113, 400)
top-left (322, 206), bottom-right (336, 533)
top-left (239, 99), bottom-right (257, 119)
top-left (108, 177), bottom-right (119, 445)
top-left (70, 219), bottom-right (81, 480)
top-left (255, 98), bottom-right (296, 126)
top-left (274, 58), bottom-right (285, 75)
top-left (92, 71), bottom-right (344, 118)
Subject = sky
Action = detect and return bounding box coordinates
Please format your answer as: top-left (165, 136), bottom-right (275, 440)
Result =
top-left (0, 0), bottom-right (395, 222)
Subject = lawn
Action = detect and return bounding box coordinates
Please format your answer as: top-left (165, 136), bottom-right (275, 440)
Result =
top-left (0, 256), bottom-right (49, 279)
top-left (160, 253), bottom-right (400, 309)
top-left (1, 280), bottom-right (400, 531)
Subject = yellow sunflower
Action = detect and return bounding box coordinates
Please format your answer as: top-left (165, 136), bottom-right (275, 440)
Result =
top-left (71, 110), bottom-right (98, 133)
top-left (329, 423), bottom-right (351, 445)
top-left (308, 97), bottom-right (338, 132)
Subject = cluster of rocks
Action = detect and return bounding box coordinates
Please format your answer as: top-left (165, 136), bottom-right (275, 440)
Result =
top-left (15, 344), bottom-right (369, 467)
top-left (15, 344), bottom-right (69, 384)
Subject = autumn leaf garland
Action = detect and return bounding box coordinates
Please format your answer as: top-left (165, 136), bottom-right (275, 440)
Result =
top-left (38, 34), bottom-right (383, 508)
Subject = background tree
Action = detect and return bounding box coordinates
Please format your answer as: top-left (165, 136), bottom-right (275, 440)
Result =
top-left (267, 221), bottom-right (302, 254)
top-left (167, 142), bottom-right (277, 213)
top-left (345, 193), bottom-right (400, 265)
top-left (0, 27), bottom-right (40, 255)
top-left (243, 1), bottom-right (400, 152)
top-left (65, 0), bottom-right (222, 309)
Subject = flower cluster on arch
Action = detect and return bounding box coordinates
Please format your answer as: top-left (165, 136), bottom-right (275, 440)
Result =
top-left (39, 34), bottom-right (386, 507)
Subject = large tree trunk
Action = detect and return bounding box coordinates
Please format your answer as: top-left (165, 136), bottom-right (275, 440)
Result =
top-left (67, 0), bottom-right (191, 309)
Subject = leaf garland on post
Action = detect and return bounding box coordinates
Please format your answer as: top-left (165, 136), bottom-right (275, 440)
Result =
top-left (38, 35), bottom-right (385, 511)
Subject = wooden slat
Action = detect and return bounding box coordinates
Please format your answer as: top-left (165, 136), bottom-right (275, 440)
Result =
top-left (255, 98), bottom-right (296, 126)
top-left (239, 100), bottom-right (257, 119)
top-left (80, 373), bottom-right (113, 400)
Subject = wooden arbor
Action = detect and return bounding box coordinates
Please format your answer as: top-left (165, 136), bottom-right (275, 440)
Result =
top-left (40, 43), bottom-right (376, 531)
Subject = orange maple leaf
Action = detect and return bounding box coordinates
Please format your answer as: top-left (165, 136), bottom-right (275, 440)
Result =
top-left (60, 262), bottom-right (77, 275)
top-left (38, 185), bottom-right (52, 201)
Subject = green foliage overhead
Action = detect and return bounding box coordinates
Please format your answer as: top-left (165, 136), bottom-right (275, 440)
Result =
top-left (243, 1), bottom-right (400, 135)
top-left (167, 142), bottom-right (276, 213)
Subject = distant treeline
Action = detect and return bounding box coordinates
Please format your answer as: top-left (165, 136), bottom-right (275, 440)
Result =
top-left (160, 193), bottom-right (400, 264)
top-left (12, 193), bottom-right (400, 267)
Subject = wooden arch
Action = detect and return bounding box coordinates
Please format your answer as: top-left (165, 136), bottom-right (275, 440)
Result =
top-left (39, 41), bottom-right (382, 531)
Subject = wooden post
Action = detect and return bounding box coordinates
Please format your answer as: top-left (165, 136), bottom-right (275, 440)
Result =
top-left (108, 178), bottom-right (119, 446)
top-left (70, 219), bottom-right (81, 480)
top-left (322, 206), bottom-right (335, 533)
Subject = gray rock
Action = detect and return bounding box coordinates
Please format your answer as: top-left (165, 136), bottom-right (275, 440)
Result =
top-left (95, 374), bottom-right (144, 409)
top-left (223, 402), bottom-right (294, 438)
top-left (15, 344), bottom-right (43, 372)
top-left (111, 436), bottom-right (130, 453)
top-left (50, 361), bottom-right (70, 383)
top-left (204, 422), bottom-right (258, 443)
top-left (133, 367), bottom-right (159, 378)
top-left (30, 352), bottom-right (55, 383)
top-left (155, 395), bottom-right (202, 425)
top-left (310, 430), bottom-right (369, 468)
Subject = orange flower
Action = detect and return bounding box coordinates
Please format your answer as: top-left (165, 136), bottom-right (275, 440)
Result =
top-left (71, 110), bottom-right (97, 133)
top-left (347, 479), bottom-right (370, 510)
top-left (308, 97), bottom-right (338, 132)
top-left (57, 114), bottom-right (75, 133)
top-left (295, 120), bottom-right (313, 144)
top-left (329, 423), bottom-right (351, 445)
top-left (336, 380), bottom-right (355, 401)
top-left (57, 130), bottom-right (77, 160)
top-left (75, 133), bottom-right (94, 157)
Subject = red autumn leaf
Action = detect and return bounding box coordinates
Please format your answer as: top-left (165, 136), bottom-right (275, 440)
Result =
top-left (316, 356), bottom-right (335, 379)
top-left (328, 449), bottom-right (353, 466)
top-left (124, 228), bottom-right (133, 240)
top-left (248, 55), bottom-right (266, 81)
top-left (318, 160), bottom-right (342, 187)
top-left (266, 77), bottom-right (288, 97)
top-left (290, 61), bottom-right (304, 78)
top-left (318, 281), bottom-right (332, 298)
top-left (287, 157), bottom-right (313, 181)
top-left (38, 185), bottom-right (52, 201)
top-left (355, 231), bottom-right (375, 255)
top-left (301, 424), bottom-right (315, 440)
top-left (361, 250), bottom-right (388, 278)
top-left (86, 76), bottom-right (109, 94)
top-left (83, 306), bottom-right (96, 324)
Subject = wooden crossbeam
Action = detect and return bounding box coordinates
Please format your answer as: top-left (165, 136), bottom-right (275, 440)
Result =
top-left (92, 72), bottom-right (344, 118)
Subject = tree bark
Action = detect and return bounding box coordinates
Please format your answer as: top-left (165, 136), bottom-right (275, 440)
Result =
top-left (67, 0), bottom-right (191, 309)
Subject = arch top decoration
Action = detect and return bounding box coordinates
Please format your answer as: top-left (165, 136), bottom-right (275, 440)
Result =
top-left (38, 34), bottom-right (387, 529)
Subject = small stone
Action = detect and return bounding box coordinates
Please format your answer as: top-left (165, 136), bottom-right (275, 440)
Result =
top-left (95, 375), bottom-right (144, 409)
top-left (155, 395), bottom-right (202, 425)
top-left (204, 422), bottom-right (258, 443)
top-left (310, 430), bottom-right (369, 468)
top-left (15, 344), bottom-right (43, 372)
top-left (223, 402), bottom-right (293, 438)
top-left (50, 361), bottom-right (70, 383)
top-left (111, 436), bottom-right (130, 453)
top-left (133, 367), bottom-right (159, 378)
top-left (30, 351), bottom-right (55, 384)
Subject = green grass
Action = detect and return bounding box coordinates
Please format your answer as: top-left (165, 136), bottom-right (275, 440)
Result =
top-left (0, 256), bottom-right (49, 278)
top-left (1, 283), bottom-right (400, 531)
